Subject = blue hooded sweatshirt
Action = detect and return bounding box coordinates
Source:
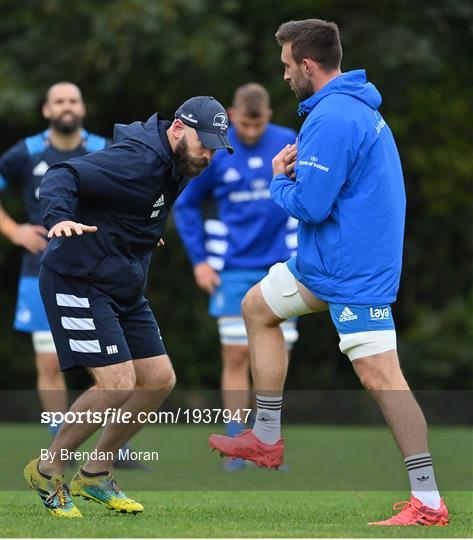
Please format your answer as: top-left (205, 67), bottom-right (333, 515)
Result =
top-left (271, 70), bottom-right (406, 304)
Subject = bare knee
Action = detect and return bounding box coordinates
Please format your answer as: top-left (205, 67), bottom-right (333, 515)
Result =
top-left (136, 355), bottom-right (176, 392)
top-left (242, 285), bottom-right (278, 327)
top-left (36, 353), bottom-right (61, 380)
top-left (222, 345), bottom-right (249, 373)
top-left (157, 362), bottom-right (176, 393)
top-left (241, 287), bottom-right (258, 322)
top-left (353, 351), bottom-right (409, 391)
top-left (92, 362), bottom-right (136, 392)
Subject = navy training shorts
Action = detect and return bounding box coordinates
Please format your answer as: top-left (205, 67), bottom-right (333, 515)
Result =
top-left (39, 265), bottom-right (166, 371)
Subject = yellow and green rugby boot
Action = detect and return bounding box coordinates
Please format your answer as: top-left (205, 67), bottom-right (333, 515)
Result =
top-left (23, 458), bottom-right (82, 518)
top-left (70, 469), bottom-right (144, 514)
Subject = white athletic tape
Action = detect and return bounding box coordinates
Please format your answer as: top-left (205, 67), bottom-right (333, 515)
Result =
top-left (32, 331), bottom-right (56, 353)
top-left (218, 316), bottom-right (299, 347)
top-left (281, 320), bottom-right (299, 347)
top-left (260, 262), bottom-right (313, 320)
top-left (339, 330), bottom-right (397, 361)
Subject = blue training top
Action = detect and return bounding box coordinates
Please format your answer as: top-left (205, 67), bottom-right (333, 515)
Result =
top-left (0, 129), bottom-right (108, 276)
top-left (271, 70), bottom-right (406, 304)
top-left (174, 123), bottom-right (298, 271)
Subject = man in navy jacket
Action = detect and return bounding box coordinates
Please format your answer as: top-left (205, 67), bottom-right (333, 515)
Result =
top-left (23, 96), bottom-right (232, 518)
top-left (209, 20), bottom-right (449, 527)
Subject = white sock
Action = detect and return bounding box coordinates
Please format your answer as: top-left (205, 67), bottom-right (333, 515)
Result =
top-left (405, 453), bottom-right (441, 509)
top-left (252, 395), bottom-right (282, 445)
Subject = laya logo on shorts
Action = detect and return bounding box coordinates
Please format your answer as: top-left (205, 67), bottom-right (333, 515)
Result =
top-left (339, 306), bottom-right (358, 322)
top-left (370, 307), bottom-right (390, 320)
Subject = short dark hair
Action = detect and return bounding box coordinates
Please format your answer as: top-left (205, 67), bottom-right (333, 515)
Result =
top-left (232, 83), bottom-right (270, 118)
top-left (44, 81), bottom-right (83, 104)
top-left (275, 19), bottom-right (342, 71)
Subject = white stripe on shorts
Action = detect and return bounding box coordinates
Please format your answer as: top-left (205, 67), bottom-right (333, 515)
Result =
top-left (69, 339), bottom-right (101, 353)
top-left (61, 317), bottom-right (96, 331)
top-left (56, 293), bottom-right (90, 308)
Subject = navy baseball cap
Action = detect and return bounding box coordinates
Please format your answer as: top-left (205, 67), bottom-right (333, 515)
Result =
top-left (175, 96), bottom-right (233, 153)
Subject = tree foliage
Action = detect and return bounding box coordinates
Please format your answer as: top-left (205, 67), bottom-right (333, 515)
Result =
top-left (1, 0), bottom-right (472, 389)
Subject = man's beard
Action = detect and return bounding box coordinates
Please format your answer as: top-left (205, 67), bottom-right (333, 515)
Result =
top-left (50, 113), bottom-right (82, 134)
top-left (174, 137), bottom-right (210, 177)
top-left (290, 75), bottom-right (314, 101)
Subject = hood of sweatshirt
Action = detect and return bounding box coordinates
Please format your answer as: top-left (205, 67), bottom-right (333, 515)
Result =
top-left (298, 69), bottom-right (382, 116)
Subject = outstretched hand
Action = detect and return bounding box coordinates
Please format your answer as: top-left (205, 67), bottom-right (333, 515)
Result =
top-left (47, 220), bottom-right (98, 238)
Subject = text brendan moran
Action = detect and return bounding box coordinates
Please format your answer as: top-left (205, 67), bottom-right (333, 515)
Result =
top-left (40, 448), bottom-right (159, 463)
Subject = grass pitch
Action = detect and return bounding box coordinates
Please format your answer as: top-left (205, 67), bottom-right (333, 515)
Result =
top-left (0, 423), bottom-right (471, 537)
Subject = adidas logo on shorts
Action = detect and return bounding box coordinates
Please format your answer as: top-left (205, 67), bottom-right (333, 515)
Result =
top-left (339, 306), bottom-right (358, 322)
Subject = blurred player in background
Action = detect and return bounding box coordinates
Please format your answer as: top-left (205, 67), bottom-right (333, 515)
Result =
top-left (209, 19), bottom-right (449, 527)
top-left (0, 82), bottom-right (106, 426)
top-left (174, 84), bottom-right (298, 470)
top-left (0, 82), bottom-right (141, 469)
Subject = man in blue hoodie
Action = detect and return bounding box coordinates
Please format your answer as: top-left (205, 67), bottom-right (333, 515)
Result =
top-left (209, 19), bottom-right (449, 527)
top-left (23, 97), bottom-right (233, 518)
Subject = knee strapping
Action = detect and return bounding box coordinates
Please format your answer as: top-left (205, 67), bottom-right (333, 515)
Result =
top-left (339, 330), bottom-right (397, 361)
top-left (260, 262), bottom-right (313, 320)
top-left (218, 316), bottom-right (299, 347)
top-left (32, 331), bottom-right (56, 353)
